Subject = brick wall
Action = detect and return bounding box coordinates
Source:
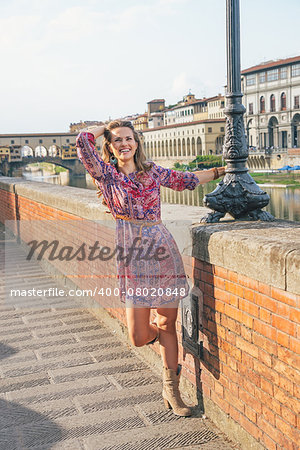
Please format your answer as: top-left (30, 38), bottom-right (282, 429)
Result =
top-left (0, 178), bottom-right (299, 450)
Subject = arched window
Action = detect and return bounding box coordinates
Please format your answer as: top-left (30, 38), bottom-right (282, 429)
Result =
top-left (270, 94), bottom-right (276, 112)
top-left (281, 92), bottom-right (286, 111)
top-left (260, 96), bottom-right (265, 113)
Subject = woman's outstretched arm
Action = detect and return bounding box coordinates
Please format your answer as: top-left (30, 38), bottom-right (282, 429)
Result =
top-left (193, 167), bottom-right (226, 184)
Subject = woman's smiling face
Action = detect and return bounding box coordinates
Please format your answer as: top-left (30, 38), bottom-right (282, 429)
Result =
top-left (110, 127), bottom-right (138, 164)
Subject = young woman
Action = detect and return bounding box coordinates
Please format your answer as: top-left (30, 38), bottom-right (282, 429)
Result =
top-left (76, 120), bottom-right (225, 417)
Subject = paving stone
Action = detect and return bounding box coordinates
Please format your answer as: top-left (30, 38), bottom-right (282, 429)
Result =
top-left (0, 372), bottom-right (50, 394)
top-left (18, 408), bottom-right (145, 448)
top-left (82, 418), bottom-right (230, 450)
top-left (35, 341), bottom-right (106, 360)
top-left (49, 359), bottom-right (148, 384)
top-left (32, 323), bottom-right (104, 338)
top-left (0, 350), bottom-right (38, 366)
top-left (4, 335), bottom-right (78, 351)
top-left (73, 384), bottom-right (162, 414)
top-left (110, 369), bottom-right (161, 389)
top-left (0, 397), bottom-right (78, 430)
top-left (1, 354), bottom-right (95, 377)
top-left (7, 376), bottom-right (113, 404)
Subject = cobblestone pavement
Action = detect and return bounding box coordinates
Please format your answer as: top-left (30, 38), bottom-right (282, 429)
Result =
top-left (0, 223), bottom-right (239, 450)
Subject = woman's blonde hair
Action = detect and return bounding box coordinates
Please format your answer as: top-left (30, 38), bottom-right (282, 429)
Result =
top-left (102, 120), bottom-right (152, 174)
top-left (93, 120), bottom-right (153, 209)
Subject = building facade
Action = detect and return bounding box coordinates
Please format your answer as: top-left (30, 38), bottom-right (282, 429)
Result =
top-left (142, 119), bottom-right (225, 163)
top-left (241, 55), bottom-right (300, 150)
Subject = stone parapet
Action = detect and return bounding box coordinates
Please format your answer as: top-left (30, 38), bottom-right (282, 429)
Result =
top-left (0, 176), bottom-right (299, 450)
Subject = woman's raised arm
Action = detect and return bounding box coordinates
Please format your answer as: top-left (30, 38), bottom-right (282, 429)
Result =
top-left (76, 127), bottom-right (112, 182)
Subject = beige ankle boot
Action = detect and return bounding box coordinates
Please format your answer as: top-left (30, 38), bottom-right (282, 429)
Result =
top-left (162, 364), bottom-right (192, 416)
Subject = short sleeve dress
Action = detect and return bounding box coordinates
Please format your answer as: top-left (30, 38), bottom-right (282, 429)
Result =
top-left (76, 131), bottom-right (200, 308)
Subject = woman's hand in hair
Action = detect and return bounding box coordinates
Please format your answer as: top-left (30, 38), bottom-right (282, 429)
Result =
top-left (86, 125), bottom-right (106, 139)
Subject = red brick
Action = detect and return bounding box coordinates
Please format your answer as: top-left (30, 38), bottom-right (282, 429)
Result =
top-left (257, 281), bottom-right (271, 296)
top-left (240, 325), bottom-right (252, 342)
top-left (281, 406), bottom-right (297, 427)
top-left (275, 416), bottom-right (300, 445)
top-left (224, 388), bottom-right (244, 413)
top-left (224, 304), bottom-right (242, 322)
top-left (213, 265), bottom-right (228, 279)
top-left (224, 280), bottom-right (244, 298)
top-left (271, 287), bottom-right (297, 307)
top-left (203, 261), bottom-right (213, 273)
top-left (225, 329), bottom-right (236, 345)
top-left (213, 276), bottom-right (225, 290)
top-left (214, 287), bottom-right (231, 303)
top-left (257, 417), bottom-right (286, 448)
top-left (228, 293), bottom-right (239, 308)
top-left (229, 405), bottom-right (242, 422)
top-left (194, 258), bottom-right (204, 270)
top-left (214, 381), bottom-right (224, 398)
top-left (277, 330), bottom-right (290, 348)
top-left (274, 387), bottom-right (300, 414)
top-left (289, 307), bottom-right (300, 324)
top-left (239, 298), bottom-right (259, 317)
top-left (239, 414), bottom-right (262, 441)
top-left (253, 359), bottom-right (280, 385)
top-left (262, 404), bottom-right (276, 426)
top-left (236, 336), bottom-right (259, 359)
top-left (262, 432), bottom-right (277, 450)
top-left (254, 292), bottom-right (278, 312)
top-left (227, 270), bottom-right (238, 283)
top-left (241, 352), bottom-right (254, 370)
top-left (243, 286), bottom-right (255, 302)
top-left (201, 270), bottom-right (214, 285)
top-left (220, 339), bottom-right (242, 362)
top-left (252, 333), bottom-right (277, 357)
top-left (238, 388), bottom-right (262, 413)
top-left (278, 374), bottom-right (294, 396)
top-left (211, 389), bottom-right (230, 414)
top-left (261, 378), bottom-right (274, 396)
top-left (289, 337), bottom-right (300, 354)
top-left (278, 347), bottom-right (299, 371)
top-left (238, 274), bottom-right (259, 291)
top-left (253, 320), bottom-right (277, 340)
top-left (244, 405), bottom-right (257, 423)
top-left (203, 283), bottom-right (214, 297)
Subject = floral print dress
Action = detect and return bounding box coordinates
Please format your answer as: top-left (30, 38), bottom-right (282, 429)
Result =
top-left (76, 131), bottom-right (200, 307)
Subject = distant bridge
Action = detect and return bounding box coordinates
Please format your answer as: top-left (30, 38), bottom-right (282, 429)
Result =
top-left (0, 132), bottom-right (102, 176)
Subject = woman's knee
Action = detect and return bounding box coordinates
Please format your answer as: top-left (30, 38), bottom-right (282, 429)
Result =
top-left (128, 330), bottom-right (148, 347)
top-left (156, 316), bottom-right (176, 333)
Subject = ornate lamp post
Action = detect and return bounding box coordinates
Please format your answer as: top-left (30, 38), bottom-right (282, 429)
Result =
top-left (202, 0), bottom-right (274, 222)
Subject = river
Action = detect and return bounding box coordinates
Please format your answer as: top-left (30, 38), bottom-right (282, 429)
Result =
top-left (22, 169), bottom-right (300, 222)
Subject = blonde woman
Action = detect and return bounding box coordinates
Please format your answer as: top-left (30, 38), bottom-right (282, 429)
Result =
top-left (76, 121), bottom-right (225, 416)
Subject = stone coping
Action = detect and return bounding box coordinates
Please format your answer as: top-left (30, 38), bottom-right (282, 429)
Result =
top-left (1, 176), bottom-right (299, 295)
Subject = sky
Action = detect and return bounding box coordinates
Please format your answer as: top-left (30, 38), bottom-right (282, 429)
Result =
top-left (1, 0), bottom-right (299, 134)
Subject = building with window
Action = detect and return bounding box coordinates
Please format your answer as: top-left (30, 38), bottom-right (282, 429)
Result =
top-left (241, 55), bottom-right (300, 149)
top-left (142, 119), bottom-right (225, 163)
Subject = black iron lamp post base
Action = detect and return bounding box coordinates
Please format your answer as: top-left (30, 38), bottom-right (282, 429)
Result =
top-left (201, 169), bottom-right (275, 223)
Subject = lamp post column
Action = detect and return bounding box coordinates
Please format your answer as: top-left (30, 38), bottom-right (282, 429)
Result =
top-left (201, 0), bottom-right (274, 222)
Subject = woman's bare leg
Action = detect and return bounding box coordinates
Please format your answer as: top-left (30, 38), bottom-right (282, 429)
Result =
top-left (126, 306), bottom-right (158, 347)
top-left (156, 306), bottom-right (179, 370)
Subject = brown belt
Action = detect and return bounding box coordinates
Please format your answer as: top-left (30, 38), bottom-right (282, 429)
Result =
top-left (114, 214), bottom-right (162, 241)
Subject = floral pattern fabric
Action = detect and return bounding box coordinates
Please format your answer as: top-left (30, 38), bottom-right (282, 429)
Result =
top-left (76, 131), bottom-right (200, 307)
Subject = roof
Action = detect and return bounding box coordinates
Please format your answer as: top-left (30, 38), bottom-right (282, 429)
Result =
top-left (147, 99), bottom-right (165, 103)
top-left (143, 118), bottom-right (225, 133)
top-left (241, 55), bottom-right (300, 75)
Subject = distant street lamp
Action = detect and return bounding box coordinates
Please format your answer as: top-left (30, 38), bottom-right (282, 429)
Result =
top-left (202, 0), bottom-right (274, 222)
